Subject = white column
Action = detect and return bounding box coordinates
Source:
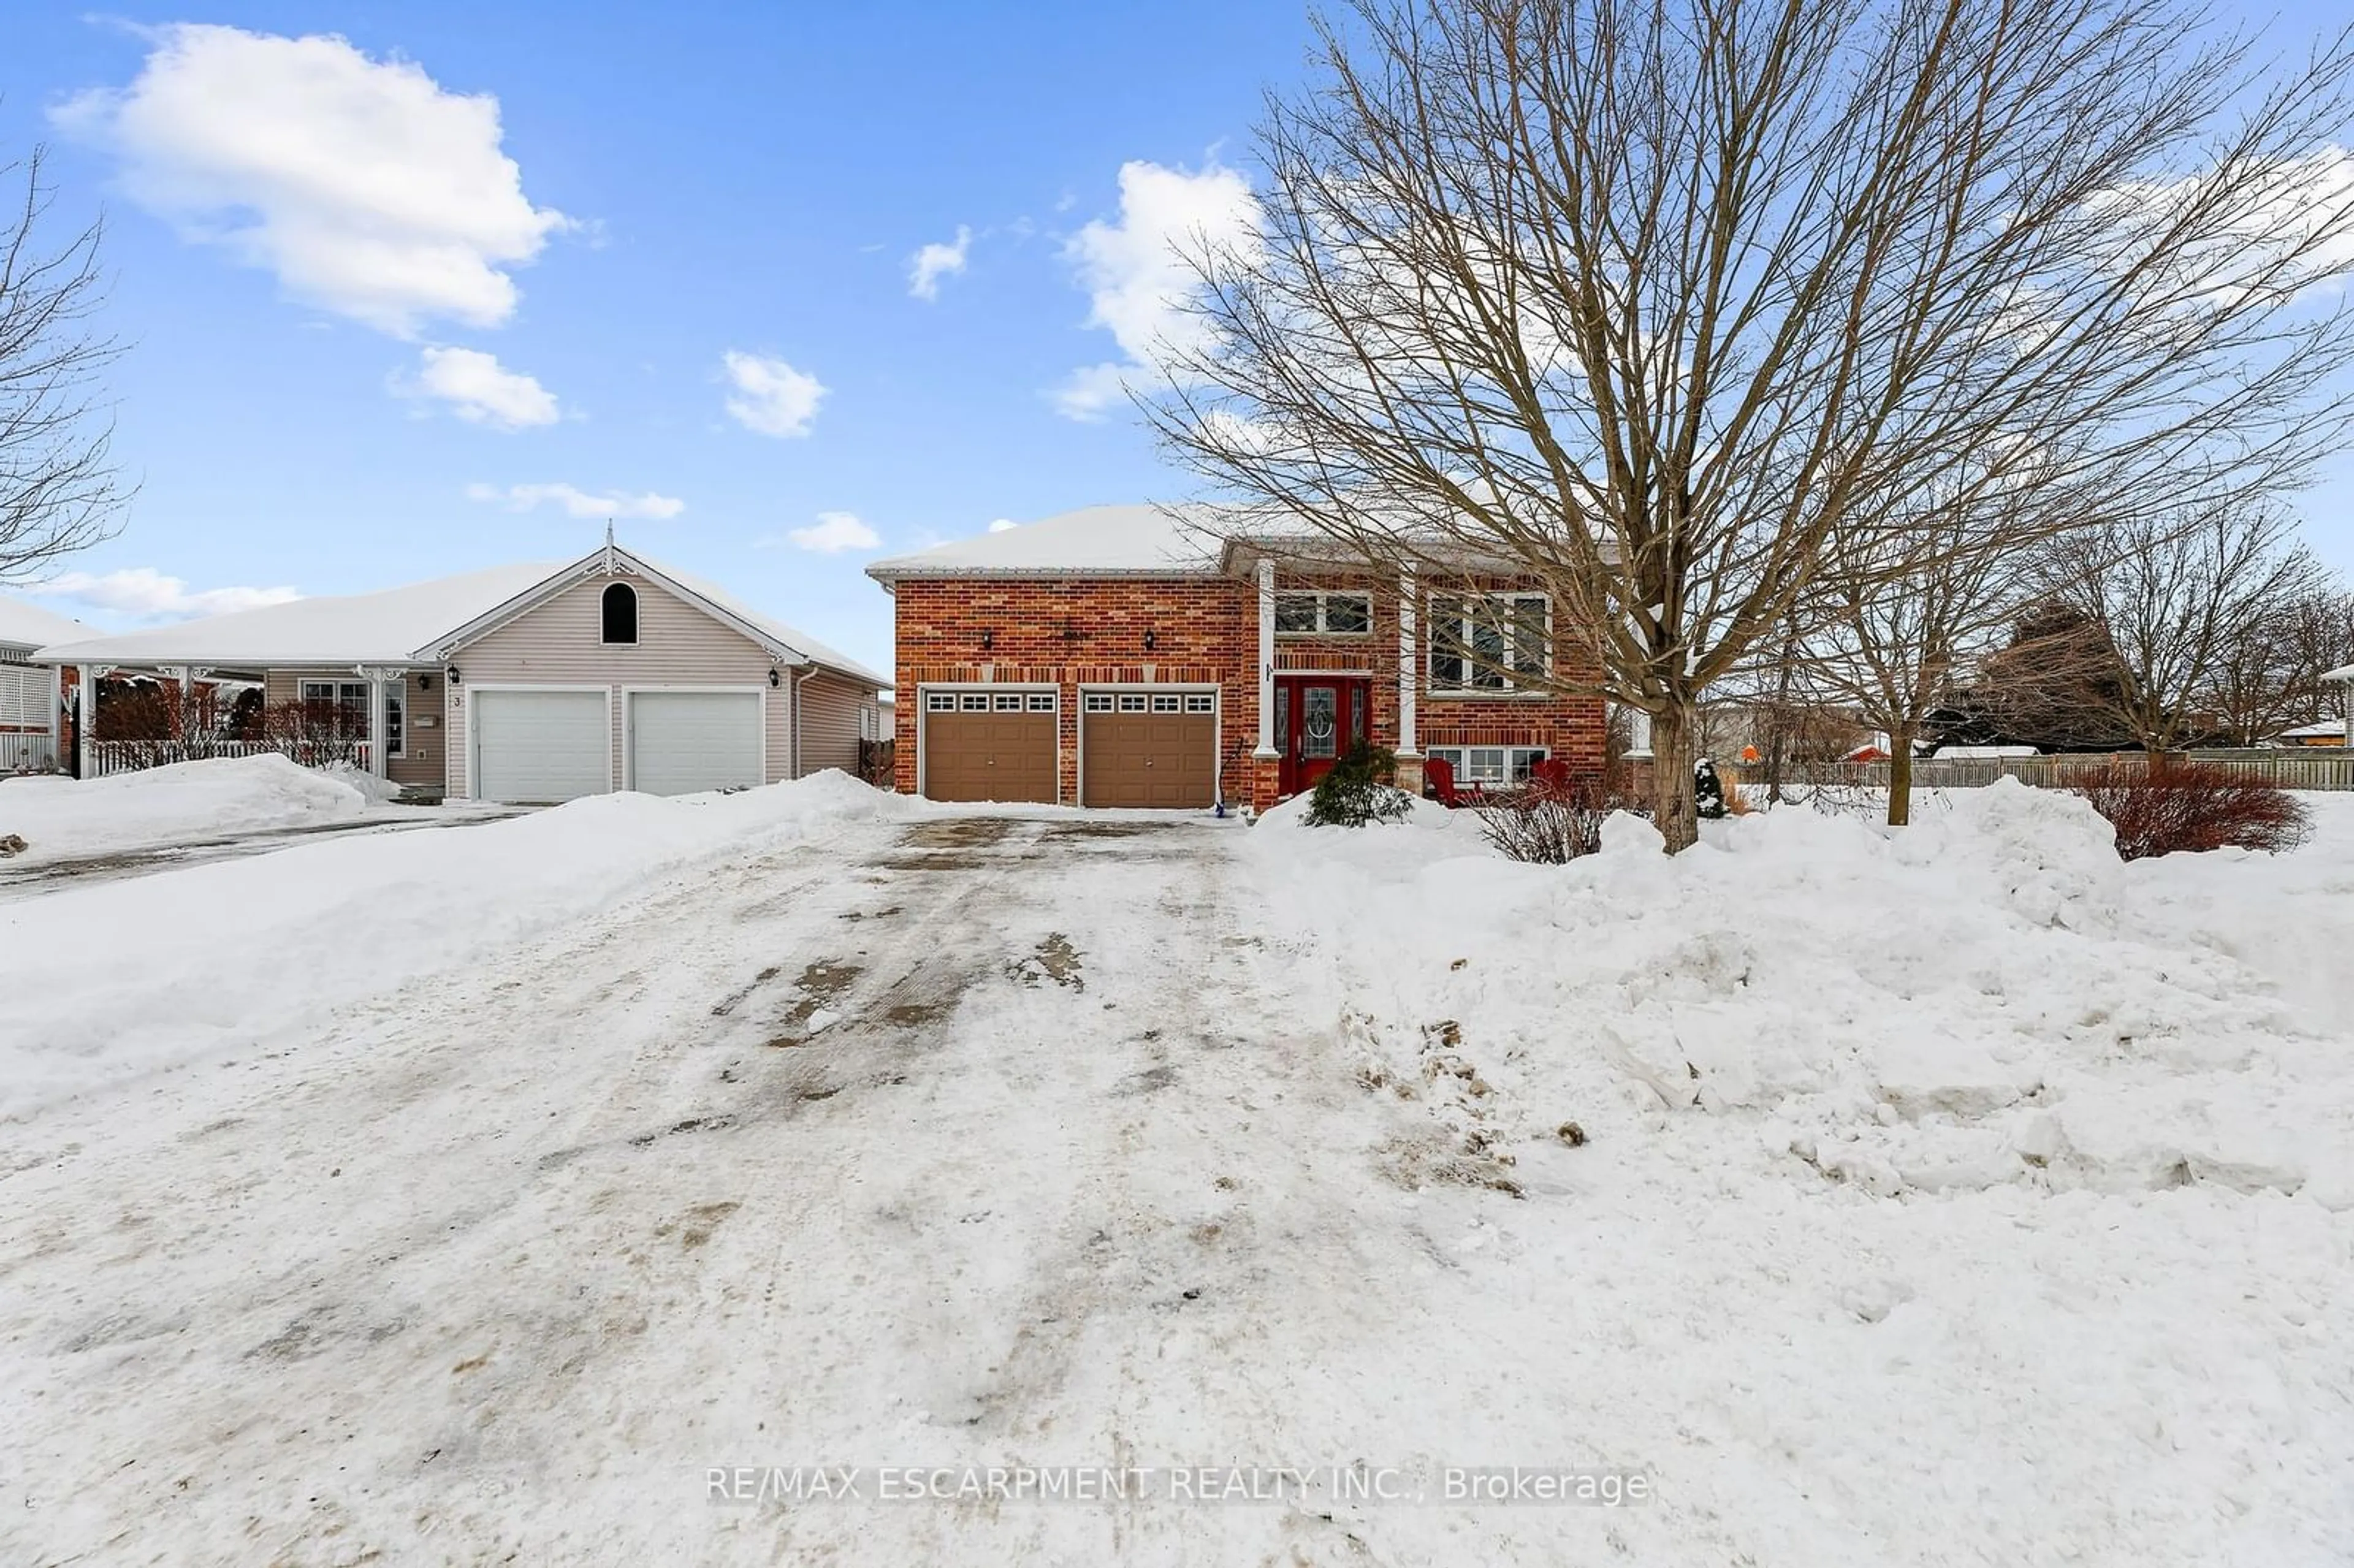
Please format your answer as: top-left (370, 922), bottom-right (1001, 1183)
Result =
top-left (175, 664), bottom-right (196, 747)
top-left (75, 664), bottom-right (94, 778)
top-left (1396, 567), bottom-right (1419, 758)
top-left (367, 677), bottom-right (388, 778)
top-left (1252, 557), bottom-right (1278, 758)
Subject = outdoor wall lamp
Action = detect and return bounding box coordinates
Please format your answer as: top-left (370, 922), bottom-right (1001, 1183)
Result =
top-left (1143, 630), bottom-right (1157, 651)
top-left (981, 630), bottom-right (994, 650)
top-left (769, 668), bottom-right (782, 687)
top-left (445, 666), bottom-right (462, 685)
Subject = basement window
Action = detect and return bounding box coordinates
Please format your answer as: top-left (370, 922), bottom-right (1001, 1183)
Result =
top-left (1426, 745), bottom-right (1550, 786)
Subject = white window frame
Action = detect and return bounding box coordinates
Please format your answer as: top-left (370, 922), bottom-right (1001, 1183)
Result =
top-left (1425, 744), bottom-right (1550, 786)
top-left (299, 679), bottom-right (371, 739)
top-left (1273, 589), bottom-right (1374, 637)
top-left (1428, 593), bottom-right (1552, 694)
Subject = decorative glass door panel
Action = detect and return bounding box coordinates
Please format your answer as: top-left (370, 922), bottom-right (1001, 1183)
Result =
top-left (1301, 685), bottom-right (1339, 758)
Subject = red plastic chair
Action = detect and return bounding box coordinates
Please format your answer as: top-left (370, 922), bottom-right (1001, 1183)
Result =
top-left (1423, 754), bottom-right (1466, 807)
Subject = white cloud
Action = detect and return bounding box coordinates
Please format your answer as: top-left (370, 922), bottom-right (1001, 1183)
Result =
top-left (1051, 361), bottom-right (1133, 423)
top-left (53, 23), bottom-right (569, 337)
top-left (987, 517), bottom-right (1019, 533)
top-left (784, 511), bottom-right (882, 553)
top-left (1054, 159), bottom-right (1259, 421)
top-left (466, 482), bottom-right (684, 520)
top-left (908, 225), bottom-right (972, 300)
top-left (30, 568), bottom-right (300, 622)
top-left (722, 351), bottom-right (826, 438)
top-left (400, 346), bottom-right (560, 429)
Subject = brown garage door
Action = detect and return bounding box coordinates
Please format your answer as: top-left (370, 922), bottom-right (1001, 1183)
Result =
top-left (922, 690), bottom-right (1057, 802)
top-left (1081, 691), bottom-right (1217, 808)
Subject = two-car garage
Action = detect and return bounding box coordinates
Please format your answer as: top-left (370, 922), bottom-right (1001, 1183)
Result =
top-left (917, 685), bottom-right (1219, 807)
top-left (471, 688), bottom-right (765, 803)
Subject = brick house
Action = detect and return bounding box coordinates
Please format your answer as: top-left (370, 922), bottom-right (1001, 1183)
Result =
top-left (865, 505), bottom-right (1605, 812)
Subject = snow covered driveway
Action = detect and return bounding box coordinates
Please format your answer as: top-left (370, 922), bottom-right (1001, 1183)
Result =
top-left (4, 807), bottom-right (1476, 1565)
top-left (4, 785), bottom-right (2350, 1566)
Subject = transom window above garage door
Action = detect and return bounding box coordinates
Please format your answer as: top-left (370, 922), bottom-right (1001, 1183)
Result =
top-left (1085, 691), bottom-right (1217, 714)
top-left (927, 690), bottom-right (1055, 713)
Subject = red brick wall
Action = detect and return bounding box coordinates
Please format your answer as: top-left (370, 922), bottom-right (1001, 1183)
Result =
top-left (888, 571), bottom-right (1606, 809)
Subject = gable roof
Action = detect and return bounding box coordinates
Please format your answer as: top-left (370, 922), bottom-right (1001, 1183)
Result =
top-left (866, 504), bottom-right (1227, 583)
top-left (31, 550), bottom-right (889, 689)
top-left (0, 593), bottom-right (94, 652)
top-left (430, 547), bottom-right (889, 688)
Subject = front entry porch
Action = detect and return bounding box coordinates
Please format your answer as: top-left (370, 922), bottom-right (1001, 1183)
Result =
top-left (1270, 673), bottom-right (1371, 797)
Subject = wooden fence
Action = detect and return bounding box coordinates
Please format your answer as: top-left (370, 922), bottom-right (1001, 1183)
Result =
top-left (1774, 748), bottom-right (2354, 793)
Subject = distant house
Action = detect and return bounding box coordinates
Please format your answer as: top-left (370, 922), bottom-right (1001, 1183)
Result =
top-left (0, 595), bottom-right (91, 774)
top-left (2272, 719), bottom-right (2347, 748)
top-left (29, 545), bottom-right (889, 802)
top-left (866, 504), bottom-right (1604, 810)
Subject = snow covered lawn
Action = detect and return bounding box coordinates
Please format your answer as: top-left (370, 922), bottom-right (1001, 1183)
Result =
top-left (1, 777), bottom-right (2348, 1565)
top-left (0, 754), bottom-right (391, 868)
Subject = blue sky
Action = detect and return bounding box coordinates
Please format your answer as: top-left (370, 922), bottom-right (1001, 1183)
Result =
top-left (2, 2), bottom-right (1315, 670)
top-left (5, 2), bottom-right (2353, 676)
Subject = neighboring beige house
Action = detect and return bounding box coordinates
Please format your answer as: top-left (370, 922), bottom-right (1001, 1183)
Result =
top-left (28, 544), bottom-right (889, 802)
top-left (1, 595), bottom-right (90, 774)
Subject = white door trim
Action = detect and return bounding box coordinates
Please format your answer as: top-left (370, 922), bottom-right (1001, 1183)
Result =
top-left (620, 683), bottom-right (767, 793)
top-left (465, 682), bottom-right (615, 802)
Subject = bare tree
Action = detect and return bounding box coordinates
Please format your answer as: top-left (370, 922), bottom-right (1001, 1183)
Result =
top-left (2206, 584), bottom-right (2354, 745)
top-left (1, 146), bottom-right (127, 581)
top-left (2047, 503), bottom-right (2339, 755)
top-left (1151, 0), bottom-right (2354, 850)
top-left (1799, 455), bottom-right (2116, 822)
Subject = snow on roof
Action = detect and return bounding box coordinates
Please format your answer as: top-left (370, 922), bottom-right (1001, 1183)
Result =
top-left (0, 593), bottom-right (93, 652)
top-left (866, 504), bottom-right (1227, 580)
top-left (2276, 718), bottom-right (2347, 738)
top-left (32, 562), bottom-right (562, 667)
top-left (2323, 663), bottom-right (2354, 683)
top-left (29, 551), bottom-right (892, 689)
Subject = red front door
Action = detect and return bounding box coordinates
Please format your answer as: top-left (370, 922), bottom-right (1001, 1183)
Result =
top-left (1274, 675), bottom-right (1370, 796)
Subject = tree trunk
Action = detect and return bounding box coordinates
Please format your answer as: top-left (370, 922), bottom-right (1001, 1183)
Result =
top-left (1886, 727), bottom-right (1916, 826)
top-left (1650, 701), bottom-right (1701, 853)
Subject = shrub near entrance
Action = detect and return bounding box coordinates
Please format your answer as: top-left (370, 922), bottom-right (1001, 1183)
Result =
top-left (1303, 742), bottom-right (1413, 827)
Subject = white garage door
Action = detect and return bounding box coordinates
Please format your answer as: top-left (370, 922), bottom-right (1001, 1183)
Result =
top-left (630, 690), bottom-right (764, 796)
top-left (474, 689), bottom-right (609, 804)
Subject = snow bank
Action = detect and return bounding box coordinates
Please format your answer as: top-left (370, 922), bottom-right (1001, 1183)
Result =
top-left (0, 755), bottom-right (370, 864)
top-left (1249, 777), bottom-right (2354, 1203)
top-left (0, 771), bottom-right (919, 1119)
top-left (1242, 782), bottom-right (2354, 1564)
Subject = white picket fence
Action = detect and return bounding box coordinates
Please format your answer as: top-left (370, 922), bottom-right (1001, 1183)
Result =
top-left (90, 738), bottom-right (372, 778)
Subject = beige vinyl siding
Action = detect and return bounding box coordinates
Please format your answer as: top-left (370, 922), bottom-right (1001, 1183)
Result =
top-left (793, 670), bottom-right (875, 775)
top-left (444, 574), bottom-right (782, 797)
top-left (264, 668), bottom-right (445, 791)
